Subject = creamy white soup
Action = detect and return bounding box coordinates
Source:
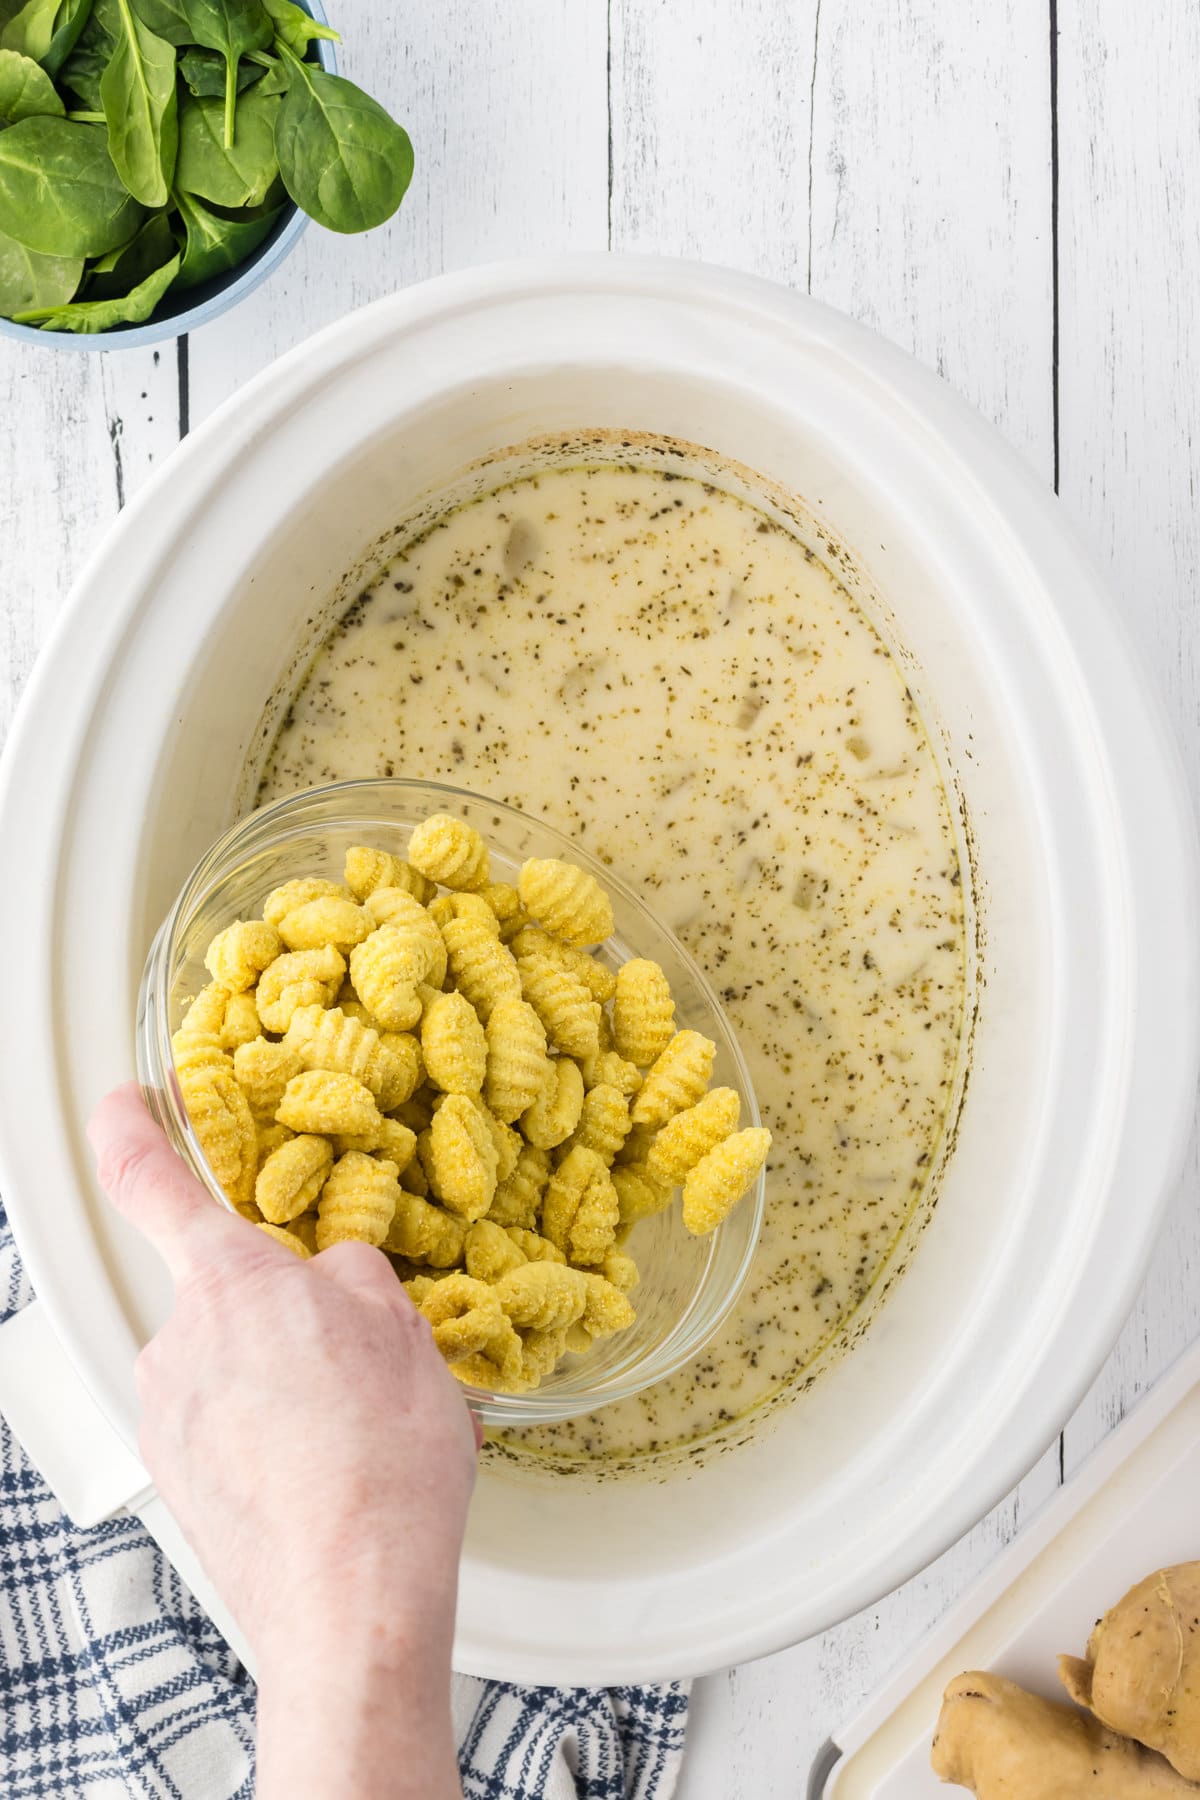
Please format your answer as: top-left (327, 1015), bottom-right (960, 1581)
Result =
top-left (258, 456), bottom-right (967, 1470)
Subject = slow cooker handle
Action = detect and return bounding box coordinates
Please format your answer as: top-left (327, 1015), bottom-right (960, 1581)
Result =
top-left (0, 1300), bottom-right (253, 1668)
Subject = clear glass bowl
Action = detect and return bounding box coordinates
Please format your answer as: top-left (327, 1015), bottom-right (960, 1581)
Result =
top-left (137, 778), bottom-right (766, 1426)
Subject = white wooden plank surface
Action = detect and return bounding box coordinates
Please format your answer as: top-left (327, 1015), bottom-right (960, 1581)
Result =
top-left (187, 2), bottom-right (608, 422)
top-left (0, 346), bottom-right (179, 743)
top-left (1055, 0), bottom-right (1200, 1469)
top-left (1, 3), bottom-right (1198, 1794)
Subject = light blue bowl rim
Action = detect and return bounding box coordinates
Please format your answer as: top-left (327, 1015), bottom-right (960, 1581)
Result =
top-left (0, 1), bottom-right (335, 353)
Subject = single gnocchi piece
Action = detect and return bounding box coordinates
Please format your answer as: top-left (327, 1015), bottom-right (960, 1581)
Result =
top-left (204, 919), bottom-right (282, 993)
top-left (508, 926), bottom-right (616, 1003)
top-left (473, 1100), bottom-right (521, 1184)
top-left (559, 1082), bottom-right (632, 1167)
top-left (344, 845), bottom-right (435, 906)
top-left (681, 1127), bottom-right (771, 1235)
top-left (178, 1061), bottom-right (257, 1213)
top-left (493, 1260), bottom-right (588, 1331)
top-left (630, 1029), bottom-right (717, 1130)
top-left (255, 1120), bottom-right (294, 1165)
top-left (285, 1003), bottom-right (405, 1109)
top-left (505, 1224), bottom-right (567, 1265)
top-left (255, 1133), bottom-right (334, 1224)
top-left (399, 1154), bottom-right (430, 1197)
top-left (276, 1070), bottom-right (382, 1139)
top-left (316, 1151), bottom-right (400, 1250)
top-left (232, 1036), bottom-right (304, 1122)
top-left (277, 896), bottom-right (369, 953)
top-left (349, 925), bottom-right (431, 1031)
top-left (612, 958), bottom-right (676, 1066)
top-left (520, 1056), bottom-right (585, 1150)
top-left (646, 1086), bottom-right (741, 1189)
top-left (518, 1326), bottom-right (570, 1385)
top-left (220, 991), bottom-right (263, 1052)
top-left (428, 891), bottom-right (499, 937)
top-left (383, 1190), bottom-right (466, 1266)
top-left (464, 1219), bottom-right (527, 1284)
top-left (541, 1145), bottom-right (619, 1265)
top-left (581, 1047), bottom-right (642, 1099)
top-left (401, 1272), bottom-right (440, 1306)
top-left (484, 995), bottom-right (549, 1123)
top-left (487, 1143), bottom-right (552, 1229)
top-left (517, 857), bottom-right (614, 947)
top-left (580, 1271), bottom-right (637, 1336)
top-left (421, 990), bottom-right (487, 1095)
top-left (257, 1221), bottom-right (313, 1259)
top-left (256, 946), bottom-right (346, 1034)
top-left (418, 1272), bottom-right (504, 1361)
top-left (426, 1092), bottom-right (498, 1221)
top-left (610, 1162), bottom-right (673, 1229)
top-left (407, 813), bottom-right (490, 891)
top-left (263, 877), bottom-right (349, 929)
top-left (481, 883), bottom-right (527, 940)
top-left (332, 1117), bottom-right (417, 1169)
top-left (375, 1032), bottom-right (423, 1109)
top-left (179, 981), bottom-right (233, 1040)
top-left (600, 1250), bottom-right (640, 1292)
top-left (361, 888), bottom-right (447, 984)
top-left (517, 957), bottom-right (601, 1061)
top-left (181, 983), bottom-right (259, 1051)
top-left (441, 915), bottom-right (522, 1022)
top-left (171, 1032), bottom-right (230, 1078)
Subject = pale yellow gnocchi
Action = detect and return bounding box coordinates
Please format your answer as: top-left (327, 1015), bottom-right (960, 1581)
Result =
top-left (172, 822), bottom-right (769, 1396)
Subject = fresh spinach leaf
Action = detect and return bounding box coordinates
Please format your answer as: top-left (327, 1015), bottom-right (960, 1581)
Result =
top-left (274, 55), bottom-right (412, 233)
top-left (58, 45), bottom-right (104, 102)
top-left (14, 242), bottom-right (178, 326)
top-left (41, 0), bottom-right (94, 76)
top-left (261, 0), bottom-right (335, 55)
top-left (0, 221), bottom-right (80, 311)
top-left (85, 203), bottom-right (175, 294)
top-left (0, 0), bottom-right (61, 61)
top-left (174, 182), bottom-right (277, 287)
top-left (0, 116), bottom-right (144, 254)
top-left (179, 41), bottom-right (260, 96)
top-left (244, 48), bottom-right (286, 93)
top-left (180, 0), bottom-right (271, 146)
top-left (58, 0), bottom-right (114, 105)
top-left (100, 0), bottom-right (176, 205)
top-left (176, 85), bottom-right (277, 206)
top-left (0, 45), bottom-right (63, 118)
top-left (127, 0), bottom-right (188, 42)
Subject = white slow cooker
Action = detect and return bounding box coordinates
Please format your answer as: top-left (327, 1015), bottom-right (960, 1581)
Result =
top-left (0, 258), bottom-right (1195, 1685)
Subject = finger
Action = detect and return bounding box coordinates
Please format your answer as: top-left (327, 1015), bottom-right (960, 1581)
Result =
top-left (310, 1239), bottom-right (403, 1302)
top-left (88, 1083), bottom-right (242, 1279)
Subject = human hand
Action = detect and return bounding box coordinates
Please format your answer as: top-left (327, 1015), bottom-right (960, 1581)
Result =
top-left (89, 1083), bottom-right (476, 1800)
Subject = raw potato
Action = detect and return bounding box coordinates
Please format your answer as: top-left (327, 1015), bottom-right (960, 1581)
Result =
top-left (931, 1670), bottom-right (1200, 1797)
top-left (1058, 1564), bottom-right (1200, 1780)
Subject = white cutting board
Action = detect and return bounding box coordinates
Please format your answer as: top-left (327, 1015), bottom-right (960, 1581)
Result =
top-left (811, 1335), bottom-right (1200, 1798)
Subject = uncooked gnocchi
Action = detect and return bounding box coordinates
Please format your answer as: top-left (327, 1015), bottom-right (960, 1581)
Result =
top-left (171, 824), bottom-right (770, 1394)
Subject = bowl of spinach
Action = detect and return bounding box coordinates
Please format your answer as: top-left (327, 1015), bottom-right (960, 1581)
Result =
top-left (0, 0), bottom-right (413, 347)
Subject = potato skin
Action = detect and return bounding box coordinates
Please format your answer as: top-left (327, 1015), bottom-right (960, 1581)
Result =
top-left (932, 1670), bottom-right (1199, 1797)
top-left (1058, 1563), bottom-right (1200, 1781)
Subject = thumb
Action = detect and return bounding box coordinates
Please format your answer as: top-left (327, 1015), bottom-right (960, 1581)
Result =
top-left (89, 1083), bottom-right (242, 1279)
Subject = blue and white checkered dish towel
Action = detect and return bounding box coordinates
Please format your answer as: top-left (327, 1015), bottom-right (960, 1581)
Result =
top-left (0, 1199), bottom-right (689, 1798)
